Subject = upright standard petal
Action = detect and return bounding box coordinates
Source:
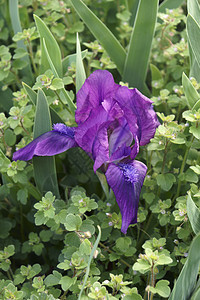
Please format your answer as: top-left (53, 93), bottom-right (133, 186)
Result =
top-left (75, 70), bottom-right (119, 124)
top-left (75, 105), bottom-right (114, 171)
top-left (114, 87), bottom-right (159, 146)
top-left (105, 160), bottom-right (147, 234)
top-left (13, 124), bottom-right (77, 161)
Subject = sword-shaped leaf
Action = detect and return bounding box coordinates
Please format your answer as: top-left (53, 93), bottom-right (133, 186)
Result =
top-left (9, 0), bottom-right (33, 83)
top-left (187, 0), bottom-right (200, 82)
top-left (187, 15), bottom-right (200, 82)
top-left (187, 192), bottom-right (200, 235)
top-left (34, 15), bottom-right (63, 77)
top-left (122, 0), bottom-right (158, 92)
top-left (169, 232), bottom-right (200, 300)
top-left (76, 33), bottom-right (86, 93)
top-left (182, 72), bottom-right (200, 109)
top-left (62, 50), bottom-right (88, 74)
top-left (33, 89), bottom-right (60, 198)
top-left (70, 0), bottom-right (126, 74)
top-left (42, 39), bottom-right (76, 114)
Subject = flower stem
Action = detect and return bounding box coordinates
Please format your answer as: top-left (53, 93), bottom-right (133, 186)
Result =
top-left (175, 136), bottom-right (195, 199)
top-left (60, 290), bottom-right (68, 300)
top-left (20, 203), bottom-right (25, 242)
top-left (27, 38), bottom-right (37, 75)
top-left (137, 213), bottom-right (154, 249)
top-left (99, 242), bottom-right (131, 268)
top-left (157, 139), bottom-right (170, 197)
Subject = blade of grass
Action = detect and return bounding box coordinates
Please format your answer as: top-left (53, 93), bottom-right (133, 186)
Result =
top-left (122, 0), bottom-right (158, 92)
top-left (62, 50), bottom-right (88, 74)
top-left (33, 89), bottom-right (60, 198)
top-left (76, 33), bottom-right (86, 93)
top-left (34, 14), bottom-right (63, 77)
top-left (70, 0), bottom-right (126, 74)
top-left (96, 171), bottom-right (110, 201)
top-left (187, 0), bottom-right (200, 82)
top-left (182, 72), bottom-right (200, 109)
top-left (188, 0), bottom-right (200, 23)
top-left (128, 0), bottom-right (140, 26)
top-left (78, 226), bottom-right (101, 300)
top-left (22, 82), bottom-right (37, 105)
top-left (43, 39), bottom-right (76, 114)
top-left (187, 192), bottom-right (200, 235)
top-left (169, 232), bottom-right (200, 300)
top-left (187, 14), bottom-right (200, 77)
top-left (9, 0), bottom-right (33, 84)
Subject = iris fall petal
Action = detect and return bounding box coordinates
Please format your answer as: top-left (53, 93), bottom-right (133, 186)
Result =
top-left (105, 160), bottom-right (147, 234)
top-left (13, 124), bottom-right (77, 161)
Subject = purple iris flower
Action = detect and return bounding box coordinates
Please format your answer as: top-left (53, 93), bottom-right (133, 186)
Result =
top-left (13, 70), bottom-right (159, 234)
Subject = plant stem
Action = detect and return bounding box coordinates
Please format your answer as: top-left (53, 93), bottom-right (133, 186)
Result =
top-left (54, 90), bottom-right (66, 107)
top-left (20, 203), bottom-right (25, 242)
top-left (99, 242), bottom-right (131, 268)
top-left (60, 290), bottom-right (68, 300)
top-left (176, 136), bottom-right (195, 199)
top-left (157, 139), bottom-right (170, 197)
top-left (27, 38), bottom-right (38, 75)
top-left (10, 69), bottom-right (22, 87)
top-left (137, 213), bottom-right (154, 249)
top-left (7, 268), bottom-right (14, 281)
top-left (20, 118), bottom-right (30, 135)
top-left (150, 292), bottom-right (154, 300)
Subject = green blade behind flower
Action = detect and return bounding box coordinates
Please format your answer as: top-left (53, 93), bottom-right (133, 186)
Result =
top-left (187, 0), bottom-right (200, 82)
top-left (42, 38), bottom-right (76, 114)
top-left (169, 232), bottom-right (200, 300)
top-left (9, 0), bottom-right (33, 84)
top-left (78, 226), bottom-right (101, 300)
top-left (122, 0), bottom-right (158, 92)
top-left (76, 33), bottom-right (86, 93)
top-left (33, 89), bottom-right (60, 198)
top-left (70, 0), bottom-right (126, 74)
top-left (34, 14), bottom-right (63, 77)
top-left (187, 192), bottom-right (200, 235)
top-left (62, 50), bottom-right (88, 74)
top-left (187, 14), bottom-right (200, 81)
top-left (182, 73), bottom-right (200, 109)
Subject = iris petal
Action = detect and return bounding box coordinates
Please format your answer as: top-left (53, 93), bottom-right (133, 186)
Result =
top-left (105, 160), bottom-right (147, 234)
top-left (109, 118), bottom-right (132, 157)
top-left (75, 106), bottom-right (112, 171)
top-left (13, 125), bottom-right (77, 161)
top-left (114, 87), bottom-right (159, 146)
top-left (75, 70), bottom-right (119, 124)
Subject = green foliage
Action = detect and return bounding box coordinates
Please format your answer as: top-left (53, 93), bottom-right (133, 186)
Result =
top-left (0, 1), bottom-right (200, 299)
top-left (70, 0), bottom-right (126, 74)
top-left (122, 0), bottom-right (159, 92)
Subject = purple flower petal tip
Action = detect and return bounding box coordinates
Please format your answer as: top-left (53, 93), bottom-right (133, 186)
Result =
top-left (75, 70), bottom-right (119, 124)
top-left (13, 124), bottom-right (77, 161)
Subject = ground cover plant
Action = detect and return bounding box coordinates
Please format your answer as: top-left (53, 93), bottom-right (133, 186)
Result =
top-left (1, 0), bottom-right (200, 299)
